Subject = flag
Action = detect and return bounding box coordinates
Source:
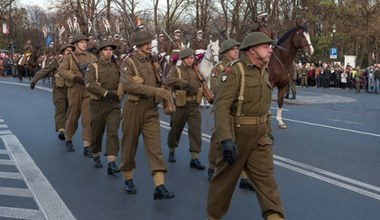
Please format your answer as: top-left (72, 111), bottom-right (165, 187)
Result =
top-left (2, 22), bottom-right (9, 35)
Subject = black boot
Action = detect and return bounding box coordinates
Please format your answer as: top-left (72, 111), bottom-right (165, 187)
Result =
top-left (83, 147), bottom-right (93, 158)
top-left (284, 93), bottom-right (289, 99)
top-left (154, 184), bottom-right (175, 200)
top-left (107, 161), bottom-right (121, 174)
top-left (239, 178), bottom-right (255, 191)
top-left (168, 152), bottom-right (176, 163)
top-left (290, 94), bottom-right (296, 100)
top-left (208, 168), bottom-right (215, 181)
top-left (65, 141), bottom-right (75, 152)
top-left (93, 156), bottom-right (103, 168)
top-left (124, 179), bottom-right (137, 194)
top-left (58, 131), bottom-right (65, 140)
top-left (190, 159), bottom-right (205, 170)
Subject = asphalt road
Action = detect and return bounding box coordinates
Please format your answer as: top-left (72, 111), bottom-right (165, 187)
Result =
top-left (0, 77), bottom-right (379, 220)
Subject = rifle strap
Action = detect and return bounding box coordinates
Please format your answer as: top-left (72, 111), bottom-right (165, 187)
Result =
top-left (176, 67), bottom-right (182, 79)
top-left (126, 57), bottom-right (139, 77)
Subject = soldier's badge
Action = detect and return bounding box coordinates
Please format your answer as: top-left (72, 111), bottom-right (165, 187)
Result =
top-left (211, 73), bottom-right (215, 78)
top-left (224, 67), bottom-right (232, 73)
top-left (221, 75), bottom-right (228, 82)
top-left (124, 67), bottom-right (128, 71)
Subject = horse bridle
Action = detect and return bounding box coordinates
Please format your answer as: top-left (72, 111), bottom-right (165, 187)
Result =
top-left (204, 45), bottom-right (219, 65)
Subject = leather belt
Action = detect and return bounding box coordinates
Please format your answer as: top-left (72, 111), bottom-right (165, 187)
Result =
top-left (234, 114), bottom-right (267, 125)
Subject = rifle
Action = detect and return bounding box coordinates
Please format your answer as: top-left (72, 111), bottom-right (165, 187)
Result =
top-left (161, 29), bottom-right (180, 50)
top-left (69, 51), bottom-right (90, 78)
top-left (192, 65), bottom-right (214, 104)
top-left (150, 55), bottom-right (175, 114)
top-left (126, 13), bottom-right (140, 32)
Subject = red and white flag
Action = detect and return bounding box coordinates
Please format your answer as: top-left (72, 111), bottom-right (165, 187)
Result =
top-left (2, 22), bottom-right (9, 35)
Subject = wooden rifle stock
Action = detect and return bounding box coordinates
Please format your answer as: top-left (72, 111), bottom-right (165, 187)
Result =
top-left (192, 65), bottom-right (214, 104)
top-left (151, 60), bottom-right (176, 115)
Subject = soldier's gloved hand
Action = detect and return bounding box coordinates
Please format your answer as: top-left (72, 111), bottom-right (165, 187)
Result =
top-left (220, 139), bottom-right (238, 165)
top-left (155, 88), bottom-right (172, 100)
top-left (105, 91), bottom-right (119, 101)
top-left (73, 76), bottom-right (84, 85)
top-left (30, 82), bottom-right (36, 90)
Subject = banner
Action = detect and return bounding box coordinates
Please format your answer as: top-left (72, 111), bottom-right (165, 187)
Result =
top-left (2, 22), bottom-right (9, 35)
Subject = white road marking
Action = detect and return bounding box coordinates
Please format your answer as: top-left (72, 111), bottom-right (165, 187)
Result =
top-left (0, 206), bottom-right (45, 219)
top-left (1, 134), bottom-right (76, 220)
top-left (0, 124), bottom-right (8, 128)
top-left (0, 130), bottom-right (12, 135)
top-left (0, 171), bottom-right (23, 180)
top-left (160, 119), bottom-right (380, 201)
top-left (0, 159), bottom-right (15, 165)
top-left (0, 187), bottom-right (33, 197)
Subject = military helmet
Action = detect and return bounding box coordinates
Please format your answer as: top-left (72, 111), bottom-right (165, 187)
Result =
top-left (96, 41), bottom-right (117, 53)
top-left (239, 32), bottom-right (274, 51)
top-left (59, 43), bottom-right (75, 54)
top-left (71, 34), bottom-right (89, 43)
top-left (219, 39), bottom-right (241, 55)
top-left (131, 31), bottom-right (155, 46)
top-left (179, 48), bottom-right (195, 60)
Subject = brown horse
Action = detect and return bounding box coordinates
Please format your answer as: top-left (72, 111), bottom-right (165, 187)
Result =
top-left (269, 22), bottom-right (314, 129)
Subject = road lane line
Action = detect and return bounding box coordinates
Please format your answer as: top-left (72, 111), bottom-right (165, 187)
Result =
top-left (0, 130), bottom-right (12, 135)
top-left (1, 134), bottom-right (76, 220)
top-left (274, 155), bottom-right (380, 193)
top-left (160, 120), bottom-right (380, 201)
top-left (0, 187), bottom-right (33, 197)
top-left (275, 161), bottom-right (380, 201)
top-left (282, 118), bottom-right (380, 137)
top-left (0, 149), bottom-right (8, 154)
top-left (0, 124), bottom-right (8, 128)
top-left (0, 206), bottom-right (45, 219)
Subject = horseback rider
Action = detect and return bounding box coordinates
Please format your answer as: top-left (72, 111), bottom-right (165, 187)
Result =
top-left (167, 29), bottom-right (185, 67)
top-left (252, 12), bottom-right (273, 39)
top-left (190, 30), bottom-right (209, 63)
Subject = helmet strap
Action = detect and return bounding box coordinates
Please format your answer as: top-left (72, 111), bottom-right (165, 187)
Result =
top-left (250, 47), bottom-right (265, 66)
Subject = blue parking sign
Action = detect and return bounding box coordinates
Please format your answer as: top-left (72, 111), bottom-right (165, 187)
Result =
top-left (46, 35), bottom-right (52, 48)
top-left (330, 48), bottom-right (338, 59)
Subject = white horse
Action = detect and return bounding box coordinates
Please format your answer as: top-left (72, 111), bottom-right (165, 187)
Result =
top-left (198, 40), bottom-right (220, 107)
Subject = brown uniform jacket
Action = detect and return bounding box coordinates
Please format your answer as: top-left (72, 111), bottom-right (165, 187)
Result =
top-left (210, 57), bottom-right (233, 95)
top-left (113, 40), bottom-right (126, 57)
top-left (158, 40), bottom-right (168, 54)
top-left (190, 38), bottom-right (208, 50)
top-left (31, 56), bottom-right (65, 87)
top-left (120, 52), bottom-right (158, 97)
top-left (58, 50), bottom-right (97, 87)
top-left (214, 55), bottom-right (272, 141)
top-left (167, 38), bottom-right (184, 54)
top-left (166, 64), bottom-right (201, 97)
top-left (85, 58), bottom-right (120, 97)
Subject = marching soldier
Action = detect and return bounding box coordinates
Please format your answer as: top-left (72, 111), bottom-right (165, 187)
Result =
top-left (20, 40), bottom-right (33, 66)
top-left (167, 29), bottom-right (185, 67)
top-left (207, 32), bottom-right (284, 220)
top-left (166, 48), bottom-right (206, 170)
top-left (30, 43), bottom-right (74, 140)
top-left (119, 31), bottom-right (175, 200)
top-left (85, 41), bottom-right (122, 174)
top-left (207, 39), bottom-right (255, 191)
top-left (58, 34), bottom-right (97, 155)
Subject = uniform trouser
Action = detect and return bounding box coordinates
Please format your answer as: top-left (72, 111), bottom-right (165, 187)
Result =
top-left (52, 85), bottom-right (68, 132)
top-left (286, 80), bottom-right (296, 96)
top-left (207, 122), bottom-right (284, 219)
top-left (119, 98), bottom-right (167, 175)
top-left (90, 98), bottom-right (121, 156)
top-left (301, 75), bottom-right (308, 87)
top-left (65, 83), bottom-right (91, 145)
top-left (167, 102), bottom-right (202, 153)
top-left (208, 131), bottom-right (218, 168)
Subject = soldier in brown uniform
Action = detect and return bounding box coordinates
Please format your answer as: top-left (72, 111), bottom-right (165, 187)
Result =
top-left (20, 40), bottom-right (33, 66)
top-left (85, 41), bottom-right (122, 174)
top-left (30, 43), bottom-right (74, 140)
top-left (190, 30), bottom-right (208, 51)
top-left (158, 34), bottom-right (168, 55)
top-left (207, 39), bottom-right (255, 191)
top-left (58, 34), bottom-right (97, 155)
top-left (207, 32), bottom-right (284, 220)
top-left (166, 48), bottom-right (206, 170)
top-left (251, 12), bottom-right (273, 39)
top-left (86, 36), bottom-right (96, 54)
top-left (112, 34), bottom-right (126, 59)
top-left (166, 29), bottom-right (184, 67)
top-left (119, 31), bottom-right (175, 200)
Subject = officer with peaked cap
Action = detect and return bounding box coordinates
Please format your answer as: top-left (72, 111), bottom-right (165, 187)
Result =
top-left (58, 34), bottom-right (98, 154)
top-left (167, 29), bottom-right (185, 68)
top-left (31, 43), bottom-right (75, 140)
top-left (119, 31), bottom-right (175, 200)
top-left (166, 48), bottom-right (206, 170)
top-left (85, 41), bottom-right (122, 174)
top-left (207, 32), bottom-right (284, 220)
